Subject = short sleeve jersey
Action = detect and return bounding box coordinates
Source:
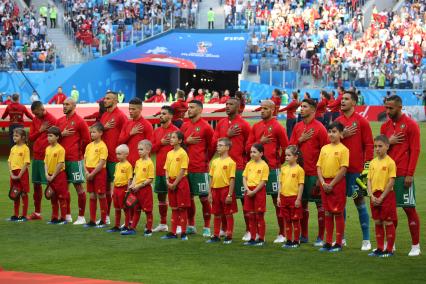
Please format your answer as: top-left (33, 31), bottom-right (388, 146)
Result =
top-left (44, 143), bottom-right (66, 175)
top-left (209, 156), bottom-right (236, 188)
top-left (8, 144), bottom-right (31, 170)
top-left (280, 164), bottom-right (305, 196)
top-left (164, 148), bottom-right (189, 178)
top-left (84, 141), bottom-right (108, 168)
top-left (114, 161), bottom-right (133, 187)
top-left (367, 155), bottom-right (396, 193)
top-left (242, 160), bottom-right (270, 187)
top-left (316, 143), bottom-right (349, 178)
top-left (133, 158), bottom-right (155, 185)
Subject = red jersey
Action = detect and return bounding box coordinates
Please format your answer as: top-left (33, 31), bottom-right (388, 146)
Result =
top-left (279, 99), bottom-right (299, 119)
top-left (289, 118), bottom-right (329, 176)
top-left (181, 118), bottom-right (215, 173)
top-left (208, 98), bottom-right (220, 104)
top-left (118, 116), bottom-right (154, 166)
top-left (336, 112), bottom-right (374, 173)
top-left (213, 115), bottom-right (251, 170)
top-left (380, 114), bottom-right (421, 176)
top-left (246, 118), bottom-right (288, 169)
top-left (194, 94), bottom-right (205, 103)
top-left (219, 95), bottom-right (230, 104)
top-left (1, 102), bottom-right (33, 124)
top-left (170, 99), bottom-right (188, 121)
top-left (328, 93), bottom-right (343, 113)
top-left (271, 96), bottom-right (282, 116)
top-left (151, 123), bottom-right (178, 176)
top-left (48, 93), bottom-right (67, 104)
top-left (145, 94), bottom-right (165, 103)
top-left (100, 107), bottom-right (127, 163)
top-left (58, 112), bottom-right (91, 161)
top-left (29, 112), bottom-right (58, 160)
top-left (315, 98), bottom-right (328, 118)
top-left (3, 99), bottom-right (11, 105)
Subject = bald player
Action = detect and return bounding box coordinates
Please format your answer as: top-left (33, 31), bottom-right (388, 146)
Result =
top-left (181, 100), bottom-right (215, 237)
top-left (58, 98), bottom-right (91, 224)
top-left (247, 100), bottom-right (289, 243)
top-left (100, 91), bottom-right (127, 224)
top-left (381, 95), bottom-right (421, 256)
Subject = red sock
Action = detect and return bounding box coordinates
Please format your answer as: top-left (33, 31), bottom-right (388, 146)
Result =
top-left (99, 197), bottom-right (107, 223)
top-left (325, 214), bottom-right (334, 245)
top-left (179, 208), bottom-right (188, 233)
top-left (59, 198), bottom-right (67, 219)
top-left (159, 202), bottom-right (168, 224)
top-left (78, 192), bottom-right (86, 216)
top-left (66, 194), bottom-right (71, 215)
top-left (33, 183), bottom-right (42, 213)
top-left (115, 209), bottom-right (121, 227)
top-left (275, 205), bottom-right (284, 236)
top-left (14, 199), bottom-right (20, 216)
top-left (316, 202), bottom-right (325, 240)
top-left (90, 198), bottom-right (97, 222)
top-left (124, 208), bottom-right (130, 227)
top-left (106, 191), bottom-right (112, 216)
top-left (171, 209), bottom-right (179, 234)
top-left (51, 196), bottom-right (59, 220)
top-left (22, 194), bottom-right (28, 216)
top-left (335, 213), bottom-right (345, 246)
top-left (145, 211), bottom-right (153, 231)
top-left (249, 213), bottom-right (257, 240)
top-left (301, 202), bottom-right (309, 238)
top-left (214, 215), bottom-right (221, 237)
top-left (221, 215), bottom-right (227, 232)
top-left (293, 220), bottom-right (301, 242)
top-left (375, 224), bottom-right (385, 251)
top-left (187, 198), bottom-right (196, 226)
top-left (243, 211), bottom-right (250, 232)
top-left (385, 223), bottom-right (396, 252)
top-left (131, 209), bottom-right (141, 229)
top-left (403, 207), bottom-right (420, 245)
top-left (257, 212), bottom-right (266, 240)
top-left (200, 197), bottom-right (211, 228)
top-left (285, 217), bottom-right (292, 241)
top-left (225, 215), bottom-right (234, 238)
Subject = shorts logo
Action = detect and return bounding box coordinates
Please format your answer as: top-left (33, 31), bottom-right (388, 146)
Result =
top-left (382, 166), bottom-right (387, 171)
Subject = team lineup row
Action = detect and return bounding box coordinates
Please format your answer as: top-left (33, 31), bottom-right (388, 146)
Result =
top-left (6, 91), bottom-right (421, 257)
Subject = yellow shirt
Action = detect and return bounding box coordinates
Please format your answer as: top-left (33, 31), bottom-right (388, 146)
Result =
top-left (114, 161), bottom-right (133, 187)
top-left (209, 156), bottom-right (236, 188)
top-left (280, 164), bottom-right (305, 197)
top-left (84, 141), bottom-right (108, 168)
top-left (134, 158), bottom-right (155, 186)
top-left (316, 143), bottom-right (349, 178)
top-left (242, 160), bottom-right (269, 187)
top-left (164, 148), bottom-right (189, 178)
top-left (8, 144), bottom-right (30, 170)
top-left (44, 143), bottom-right (65, 175)
top-left (367, 155), bottom-right (396, 193)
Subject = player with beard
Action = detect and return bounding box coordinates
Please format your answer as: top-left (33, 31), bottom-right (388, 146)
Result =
top-left (151, 106), bottom-right (179, 233)
top-left (246, 100), bottom-right (289, 243)
top-left (212, 97), bottom-right (251, 240)
top-left (58, 98), bottom-right (91, 225)
top-left (289, 99), bottom-right (329, 246)
top-left (100, 91), bottom-right (127, 224)
top-left (181, 100), bottom-right (215, 237)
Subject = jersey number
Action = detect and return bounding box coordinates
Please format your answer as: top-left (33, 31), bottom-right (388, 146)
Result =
top-left (73, 172), bottom-right (81, 180)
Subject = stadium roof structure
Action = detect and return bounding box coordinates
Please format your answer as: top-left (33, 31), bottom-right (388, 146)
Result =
top-left (110, 30), bottom-right (249, 72)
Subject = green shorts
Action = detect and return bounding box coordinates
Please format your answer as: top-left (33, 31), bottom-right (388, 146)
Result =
top-left (394, 176), bottom-right (416, 208)
top-left (266, 168), bottom-right (279, 196)
top-left (188, 173), bottom-right (210, 196)
top-left (65, 160), bottom-right (85, 184)
top-left (234, 170), bottom-right (244, 199)
top-left (302, 175), bottom-right (321, 202)
top-left (154, 176), bottom-right (168, 194)
top-left (32, 159), bottom-right (47, 184)
top-left (106, 161), bottom-right (117, 183)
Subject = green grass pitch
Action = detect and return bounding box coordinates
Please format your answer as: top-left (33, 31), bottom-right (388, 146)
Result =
top-left (0, 122), bottom-right (425, 283)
